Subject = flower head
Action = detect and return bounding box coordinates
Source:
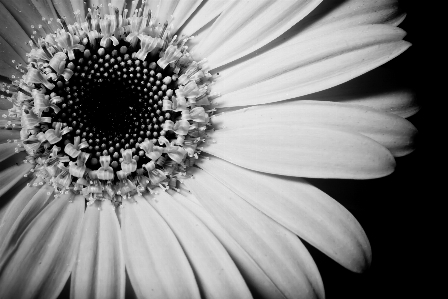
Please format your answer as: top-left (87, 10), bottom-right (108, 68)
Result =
top-left (0, 0), bottom-right (418, 298)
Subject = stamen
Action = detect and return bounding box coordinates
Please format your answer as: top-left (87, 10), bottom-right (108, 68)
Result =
top-left (15, 6), bottom-right (213, 200)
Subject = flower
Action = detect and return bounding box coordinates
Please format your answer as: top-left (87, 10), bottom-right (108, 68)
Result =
top-left (0, 0), bottom-right (418, 299)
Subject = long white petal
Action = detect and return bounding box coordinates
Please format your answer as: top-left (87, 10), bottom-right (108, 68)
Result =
top-left (170, 0), bottom-right (203, 34)
top-left (190, 0), bottom-right (322, 68)
top-left (0, 177), bottom-right (43, 249)
top-left (179, 0), bottom-right (235, 37)
top-left (283, 0), bottom-right (406, 48)
top-left (0, 0), bottom-right (54, 37)
top-left (197, 156), bottom-right (371, 273)
top-left (70, 0), bottom-right (86, 18)
top-left (183, 168), bottom-right (325, 299)
top-left (0, 2), bottom-right (32, 59)
top-left (121, 194), bottom-right (200, 299)
top-left (30, 0), bottom-right (59, 32)
top-left (50, 0), bottom-right (76, 25)
top-left (211, 25), bottom-right (409, 107)
top-left (0, 142), bottom-right (19, 163)
top-left (204, 123), bottom-right (395, 179)
top-left (146, 189), bottom-right (252, 299)
top-left (0, 35), bottom-right (26, 78)
top-left (0, 113), bottom-right (21, 128)
top-left (0, 130), bottom-right (20, 144)
top-left (0, 193), bottom-right (84, 299)
top-left (0, 182), bottom-right (53, 269)
top-left (170, 189), bottom-right (286, 299)
top-left (211, 100), bottom-right (417, 157)
top-left (0, 163), bottom-right (33, 197)
top-left (298, 67), bottom-right (418, 118)
top-left (71, 200), bottom-right (125, 299)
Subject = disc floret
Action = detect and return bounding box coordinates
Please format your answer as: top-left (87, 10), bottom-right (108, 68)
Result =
top-left (2, 2), bottom-right (216, 206)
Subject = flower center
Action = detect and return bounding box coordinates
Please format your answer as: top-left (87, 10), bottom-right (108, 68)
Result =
top-left (44, 40), bottom-right (180, 171)
top-left (2, 4), bottom-right (216, 203)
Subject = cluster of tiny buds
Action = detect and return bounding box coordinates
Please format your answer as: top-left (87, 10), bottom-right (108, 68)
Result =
top-left (5, 0), bottom-right (219, 202)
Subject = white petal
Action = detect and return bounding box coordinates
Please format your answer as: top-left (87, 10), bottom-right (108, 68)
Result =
top-left (156, 0), bottom-right (179, 23)
top-left (284, 0), bottom-right (406, 47)
top-left (0, 142), bottom-right (19, 163)
top-left (0, 182), bottom-right (53, 268)
top-left (197, 156), bottom-right (372, 273)
top-left (211, 25), bottom-right (409, 107)
top-left (70, 0), bottom-right (86, 19)
top-left (121, 194), bottom-right (200, 299)
top-left (0, 2), bottom-right (32, 59)
top-left (0, 0), bottom-right (54, 37)
top-left (30, 0), bottom-right (60, 31)
top-left (0, 193), bottom-right (84, 299)
top-left (71, 200), bottom-right (125, 299)
top-left (0, 97), bottom-right (13, 110)
top-left (300, 67), bottom-right (418, 118)
top-left (183, 168), bottom-right (325, 299)
top-left (171, 188), bottom-right (286, 298)
top-left (204, 123), bottom-right (395, 179)
top-left (0, 177), bottom-right (43, 250)
top-left (179, 0), bottom-right (234, 37)
top-left (0, 129), bottom-right (20, 144)
top-left (0, 35), bottom-right (27, 78)
top-left (146, 189), bottom-right (252, 299)
top-left (191, 0), bottom-right (322, 68)
top-left (51, 0), bottom-right (76, 25)
top-left (170, 0), bottom-right (203, 33)
top-left (0, 163), bottom-right (33, 197)
top-left (0, 109), bottom-right (21, 128)
top-left (212, 100), bottom-right (417, 157)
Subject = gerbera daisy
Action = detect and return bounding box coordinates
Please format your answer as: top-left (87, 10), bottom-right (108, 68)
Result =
top-left (0, 0), bottom-right (418, 298)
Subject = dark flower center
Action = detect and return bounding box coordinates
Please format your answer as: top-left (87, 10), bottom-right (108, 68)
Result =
top-left (42, 39), bottom-right (180, 170)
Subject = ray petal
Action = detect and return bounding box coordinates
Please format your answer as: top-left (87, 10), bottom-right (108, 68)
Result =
top-left (0, 97), bottom-right (13, 110)
top-left (184, 168), bottom-right (325, 299)
top-left (204, 123), bottom-right (395, 179)
top-left (121, 194), bottom-right (200, 299)
top-left (0, 182), bottom-right (54, 269)
top-left (297, 67), bottom-right (418, 118)
top-left (0, 130), bottom-right (20, 144)
top-left (0, 0), bottom-right (53, 37)
top-left (177, 0), bottom-right (232, 36)
top-left (170, 189), bottom-right (286, 299)
top-left (212, 100), bottom-right (417, 157)
top-left (170, 0), bottom-right (202, 34)
top-left (0, 60), bottom-right (21, 79)
top-left (0, 142), bottom-right (19, 163)
top-left (145, 189), bottom-right (252, 299)
top-left (211, 25), bottom-right (409, 107)
top-left (0, 163), bottom-right (33, 198)
top-left (156, 0), bottom-right (179, 24)
top-left (282, 0), bottom-right (406, 48)
top-left (70, 0), bottom-right (85, 19)
top-left (71, 200), bottom-right (125, 299)
top-left (0, 193), bottom-right (84, 299)
top-left (197, 156), bottom-right (372, 273)
top-left (0, 177), bottom-right (43, 249)
top-left (0, 35), bottom-right (27, 79)
top-left (50, 0), bottom-right (76, 25)
top-left (0, 2), bottom-right (32, 60)
top-left (190, 0), bottom-right (322, 68)
top-left (31, 0), bottom-right (59, 31)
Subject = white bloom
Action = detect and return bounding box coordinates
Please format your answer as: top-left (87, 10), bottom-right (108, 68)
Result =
top-left (0, 1), bottom-right (418, 298)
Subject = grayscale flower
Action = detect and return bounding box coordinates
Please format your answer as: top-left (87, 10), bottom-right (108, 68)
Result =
top-left (0, 0), bottom-right (417, 298)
